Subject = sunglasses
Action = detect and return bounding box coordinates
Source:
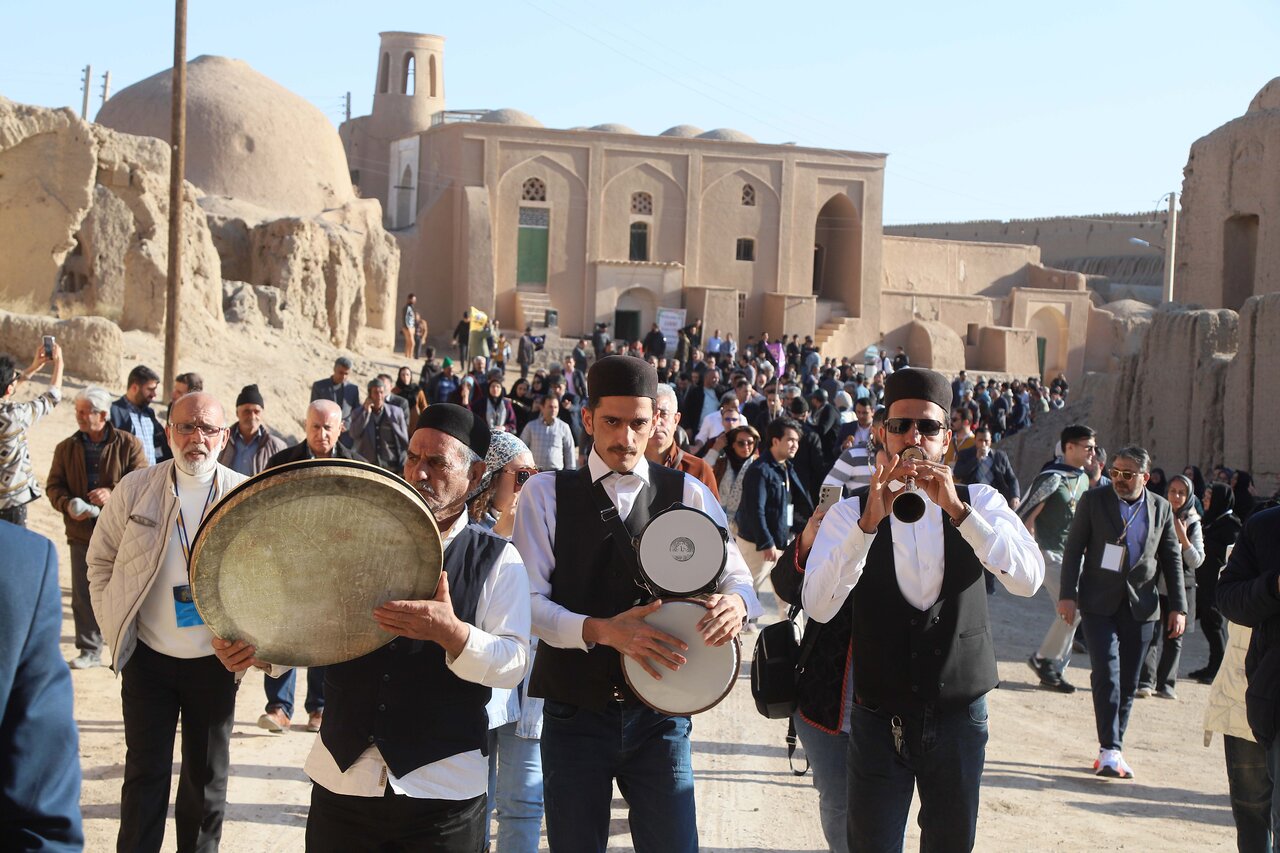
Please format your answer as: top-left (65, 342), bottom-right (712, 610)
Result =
top-left (510, 467), bottom-right (539, 490)
top-left (885, 417), bottom-right (945, 437)
top-left (1109, 468), bottom-right (1141, 482)
top-left (733, 438), bottom-right (756, 447)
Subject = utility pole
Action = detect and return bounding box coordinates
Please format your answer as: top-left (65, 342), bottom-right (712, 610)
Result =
top-left (1163, 191), bottom-right (1178, 304)
top-left (164, 0), bottom-right (187, 404)
top-left (80, 65), bottom-right (92, 119)
top-left (344, 91), bottom-right (352, 122)
top-left (100, 70), bottom-right (112, 107)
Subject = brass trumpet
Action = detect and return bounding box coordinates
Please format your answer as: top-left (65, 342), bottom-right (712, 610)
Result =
top-left (891, 447), bottom-right (928, 523)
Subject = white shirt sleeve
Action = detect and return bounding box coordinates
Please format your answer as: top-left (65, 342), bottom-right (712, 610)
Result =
top-left (446, 542), bottom-right (531, 689)
top-left (681, 475), bottom-right (763, 619)
top-left (511, 472), bottom-right (592, 651)
top-left (801, 496), bottom-right (877, 622)
top-left (958, 485), bottom-right (1045, 597)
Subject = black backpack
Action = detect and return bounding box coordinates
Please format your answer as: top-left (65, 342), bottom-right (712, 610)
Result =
top-left (750, 605), bottom-right (821, 776)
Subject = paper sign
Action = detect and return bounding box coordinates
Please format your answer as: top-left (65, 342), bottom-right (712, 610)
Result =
top-left (1100, 543), bottom-right (1124, 573)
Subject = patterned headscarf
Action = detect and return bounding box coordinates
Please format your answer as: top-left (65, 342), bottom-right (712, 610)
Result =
top-left (481, 430), bottom-right (531, 491)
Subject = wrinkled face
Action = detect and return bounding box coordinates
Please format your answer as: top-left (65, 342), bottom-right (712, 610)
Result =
top-left (1167, 479), bottom-right (1189, 511)
top-left (1110, 457), bottom-right (1148, 501)
top-left (237, 403), bottom-right (263, 436)
top-left (306, 407), bottom-right (342, 456)
top-left (649, 398), bottom-right (679, 451)
top-left (403, 429), bottom-right (482, 519)
top-left (472, 357), bottom-right (486, 374)
top-left (878, 400), bottom-right (951, 465)
top-left (75, 399), bottom-right (108, 435)
top-left (367, 384), bottom-right (385, 409)
top-left (167, 393), bottom-right (227, 476)
top-left (583, 396), bottom-right (655, 473)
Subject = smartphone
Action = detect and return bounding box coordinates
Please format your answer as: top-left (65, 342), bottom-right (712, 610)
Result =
top-left (818, 483), bottom-right (843, 512)
top-left (42, 335), bottom-right (55, 358)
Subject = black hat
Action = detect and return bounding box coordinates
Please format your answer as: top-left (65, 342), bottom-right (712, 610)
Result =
top-left (416, 403), bottom-right (491, 458)
top-left (586, 355), bottom-right (657, 400)
top-left (236, 384), bottom-right (265, 408)
top-left (883, 368), bottom-right (951, 415)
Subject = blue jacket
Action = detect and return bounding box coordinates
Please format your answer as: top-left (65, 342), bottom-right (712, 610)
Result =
top-left (0, 522), bottom-right (83, 851)
top-left (736, 455), bottom-right (813, 551)
top-left (109, 396), bottom-right (171, 463)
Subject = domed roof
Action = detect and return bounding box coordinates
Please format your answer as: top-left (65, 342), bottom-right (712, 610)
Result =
top-left (478, 108), bottom-right (544, 127)
top-left (659, 124), bottom-right (704, 138)
top-left (697, 128), bottom-right (757, 143)
top-left (589, 123), bottom-right (638, 134)
top-left (95, 55), bottom-right (353, 216)
top-left (1101, 299), bottom-right (1156, 319)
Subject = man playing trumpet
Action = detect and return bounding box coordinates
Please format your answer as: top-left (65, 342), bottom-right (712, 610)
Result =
top-left (800, 368), bottom-right (1044, 853)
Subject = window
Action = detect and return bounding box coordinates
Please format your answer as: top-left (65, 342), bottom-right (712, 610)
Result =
top-left (378, 52), bottom-right (390, 94)
top-left (736, 238), bottom-right (755, 261)
top-left (522, 177), bottom-right (547, 202)
top-left (742, 183), bottom-right (756, 206)
top-left (517, 207), bottom-right (549, 285)
top-left (402, 54), bottom-right (416, 96)
top-left (631, 191), bottom-right (653, 215)
top-left (629, 222), bottom-right (649, 262)
top-left (428, 54), bottom-right (438, 97)
top-left (737, 291), bottom-right (746, 319)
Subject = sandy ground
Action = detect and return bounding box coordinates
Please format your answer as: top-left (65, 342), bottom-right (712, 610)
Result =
top-left (13, 330), bottom-right (1237, 852)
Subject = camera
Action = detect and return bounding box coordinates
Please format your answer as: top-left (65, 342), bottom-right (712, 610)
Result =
top-left (42, 335), bottom-right (55, 358)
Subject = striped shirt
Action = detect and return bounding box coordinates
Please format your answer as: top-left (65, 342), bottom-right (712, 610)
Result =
top-left (0, 388), bottom-right (61, 509)
top-left (823, 443), bottom-right (874, 491)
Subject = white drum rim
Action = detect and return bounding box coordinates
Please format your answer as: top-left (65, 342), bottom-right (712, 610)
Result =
top-left (636, 505), bottom-right (727, 597)
top-left (620, 598), bottom-right (741, 716)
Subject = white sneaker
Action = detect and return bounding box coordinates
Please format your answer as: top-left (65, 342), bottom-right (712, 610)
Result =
top-left (1093, 747), bottom-right (1131, 778)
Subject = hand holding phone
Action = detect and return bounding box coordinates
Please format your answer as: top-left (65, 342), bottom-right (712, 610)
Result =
top-left (818, 483), bottom-right (843, 512)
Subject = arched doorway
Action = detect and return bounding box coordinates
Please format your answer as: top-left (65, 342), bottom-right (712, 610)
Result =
top-left (615, 287), bottom-right (657, 345)
top-left (1028, 306), bottom-right (1068, 380)
top-left (813, 194), bottom-right (862, 316)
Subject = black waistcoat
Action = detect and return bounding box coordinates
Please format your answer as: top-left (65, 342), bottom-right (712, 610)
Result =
top-left (321, 523), bottom-right (507, 777)
top-left (848, 485), bottom-right (999, 712)
top-left (528, 462), bottom-right (685, 710)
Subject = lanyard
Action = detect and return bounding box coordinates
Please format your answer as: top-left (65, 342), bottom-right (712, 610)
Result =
top-left (175, 474), bottom-right (219, 563)
top-left (1115, 497), bottom-right (1143, 546)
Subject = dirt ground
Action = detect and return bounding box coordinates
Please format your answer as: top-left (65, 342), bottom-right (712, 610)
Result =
top-left (14, 331), bottom-right (1237, 852)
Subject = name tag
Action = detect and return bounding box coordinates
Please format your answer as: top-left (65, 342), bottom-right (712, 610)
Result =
top-left (173, 584), bottom-right (205, 627)
top-left (784, 502), bottom-right (794, 531)
top-left (1100, 543), bottom-right (1125, 573)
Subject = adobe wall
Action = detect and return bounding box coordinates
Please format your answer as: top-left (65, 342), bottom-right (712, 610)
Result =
top-left (1223, 292), bottom-right (1280, 487)
top-left (881, 235), bottom-right (1039, 298)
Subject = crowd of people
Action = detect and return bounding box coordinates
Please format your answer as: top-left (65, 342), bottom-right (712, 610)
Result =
top-left (0, 318), bottom-right (1278, 853)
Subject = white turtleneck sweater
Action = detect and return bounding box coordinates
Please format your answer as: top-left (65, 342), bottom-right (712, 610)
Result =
top-left (136, 464), bottom-right (219, 659)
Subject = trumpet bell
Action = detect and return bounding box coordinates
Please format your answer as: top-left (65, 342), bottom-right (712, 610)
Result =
top-left (891, 490), bottom-right (927, 523)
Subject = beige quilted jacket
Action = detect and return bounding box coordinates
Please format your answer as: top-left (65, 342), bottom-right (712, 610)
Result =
top-left (1203, 620), bottom-right (1255, 746)
top-left (87, 460), bottom-right (247, 672)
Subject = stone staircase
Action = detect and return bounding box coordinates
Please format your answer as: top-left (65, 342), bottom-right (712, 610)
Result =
top-left (815, 314), bottom-right (857, 354)
top-left (516, 289), bottom-right (555, 331)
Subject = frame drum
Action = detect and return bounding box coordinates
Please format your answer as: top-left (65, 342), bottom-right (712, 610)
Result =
top-left (189, 459), bottom-right (442, 667)
top-left (621, 599), bottom-right (740, 716)
top-left (636, 505), bottom-right (728, 597)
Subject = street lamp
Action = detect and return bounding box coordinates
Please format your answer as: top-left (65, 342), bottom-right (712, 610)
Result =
top-left (1128, 192), bottom-right (1178, 304)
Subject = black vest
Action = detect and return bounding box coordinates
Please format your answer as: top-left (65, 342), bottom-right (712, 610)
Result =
top-left (848, 485), bottom-right (999, 712)
top-left (321, 523), bottom-right (507, 777)
top-left (528, 462), bottom-right (685, 710)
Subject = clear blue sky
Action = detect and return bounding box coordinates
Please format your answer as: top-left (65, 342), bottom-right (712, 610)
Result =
top-left (3, 1), bottom-right (1275, 224)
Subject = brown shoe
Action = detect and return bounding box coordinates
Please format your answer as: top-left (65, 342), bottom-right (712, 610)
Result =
top-left (257, 708), bottom-right (290, 733)
top-left (306, 711), bottom-right (323, 732)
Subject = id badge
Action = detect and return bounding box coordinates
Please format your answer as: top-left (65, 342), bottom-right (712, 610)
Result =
top-left (784, 502), bottom-right (794, 530)
top-left (1100, 543), bottom-right (1125, 573)
top-left (173, 584), bottom-right (205, 627)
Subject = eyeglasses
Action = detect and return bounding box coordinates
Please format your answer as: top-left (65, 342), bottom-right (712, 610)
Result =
top-left (733, 438), bottom-right (756, 447)
top-left (511, 467), bottom-right (539, 490)
top-left (1109, 468), bottom-right (1141, 482)
top-left (172, 422), bottom-right (224, 438)
top-left (885, 417), bottom-right (945, 436)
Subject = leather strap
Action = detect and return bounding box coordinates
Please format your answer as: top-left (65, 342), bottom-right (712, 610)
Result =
top-left (588, 476), bottom-right (653, 599)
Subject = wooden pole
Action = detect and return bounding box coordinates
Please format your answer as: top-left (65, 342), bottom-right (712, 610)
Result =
top-left (164, 0), bottom-right (187, 405)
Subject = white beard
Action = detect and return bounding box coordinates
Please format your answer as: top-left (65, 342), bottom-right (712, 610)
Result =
top-left (175, 451), bottom-right (216, 476)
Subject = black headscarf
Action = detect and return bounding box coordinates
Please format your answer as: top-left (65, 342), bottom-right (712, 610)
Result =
top-left (1234, 470), bottom-right (1256, 521)
top-left (1202, 482), bottom-right (1235, 527)
top-left (1183, 466), bottom-right (1206, 502)
top-left (1148, 467), bottom-right (1168, 498)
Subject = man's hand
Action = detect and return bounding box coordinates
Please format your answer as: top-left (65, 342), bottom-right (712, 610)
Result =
top-left (1056, 600), bottom-right (1077, 625)
top-left (858, 452), bottom-right (908, 533)
top-left (88, 487), bottom-right (112, 507)
top-left (583, 600), bottom-right (688, 679)
top-left (762, 546), bottom-right (783, 562)
top-left (842, 435), bottom-right (856, 451)
top-left (374, 571), bottom-right (469, 658)
top-left (909, 458), bottom-right (965, 520)
top-left (696, 593), bottom-right (748, 647)
top-left (211, 637), bottom-right (269, 673)
top-left (1168, 611), bottom-right (1186, 639)
top-left (798, 506), bottom-right (830, 562)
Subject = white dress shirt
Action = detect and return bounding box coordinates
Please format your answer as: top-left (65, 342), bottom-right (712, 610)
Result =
top-left (513, 449), bottom-right (761, 652)
top-left (304, 513), bottom-right (530, 799)
top-left (802, 483), bottom-right (1043, 623)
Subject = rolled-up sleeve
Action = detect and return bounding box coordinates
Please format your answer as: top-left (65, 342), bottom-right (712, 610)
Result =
top-left (447, 543), bottom-right (530, 689)
top-left (957, 485), bottom-right (1044, 597)
top-left (801, 498), bottom-right (877, 622)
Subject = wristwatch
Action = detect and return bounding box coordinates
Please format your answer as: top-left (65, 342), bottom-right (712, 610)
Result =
top-left (948, 503), bottom-right (973, 527)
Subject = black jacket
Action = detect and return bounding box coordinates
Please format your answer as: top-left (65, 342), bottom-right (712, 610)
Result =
top-left (1217, 508), bottom-right (1280, 743)
top-left (954, 448), bottom-right (1020, 505)
top-left (736, 455), bottom-right (813, 551)
top-left (265, 441), bottom-right (365, 469)
top-left (108, 397), bottom-right (171, 462)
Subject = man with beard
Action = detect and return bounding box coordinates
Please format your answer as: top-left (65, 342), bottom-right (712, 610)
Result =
top-left (87, 392), bottom-right (246, 852)
top-left (802, 368), bottom-right (1043, 851)
top-left (214, 405), bottom-right (530, 851)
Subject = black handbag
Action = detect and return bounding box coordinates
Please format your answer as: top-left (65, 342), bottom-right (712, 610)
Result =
top-left (750, 605), bottom-right (820, 719)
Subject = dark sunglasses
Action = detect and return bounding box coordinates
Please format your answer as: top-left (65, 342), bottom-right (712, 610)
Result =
top-left (1109, 468), bottom-right (1141, 482)
top-left (885, 417), bottom-right (945, 437)
top-left (512, 467), bottom-right (539, 489)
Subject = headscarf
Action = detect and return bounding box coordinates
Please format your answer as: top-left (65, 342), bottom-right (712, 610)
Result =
top-left (1234, 470), bottom-right (1256, 520)
top-left (1167, 474), bottom-right (1194, 517)
top-left (1201, 482), bottom-right (1235, 527)
top-left (480, 430), bottom-right (531, 492)
top-left (1183, 466), bottom-right (1206, 502)
top-left (1148, 467), bottom-right (1167, 498)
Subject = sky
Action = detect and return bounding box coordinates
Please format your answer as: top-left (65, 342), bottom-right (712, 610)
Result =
top-left (3, 1), bottom-right (1276, 224)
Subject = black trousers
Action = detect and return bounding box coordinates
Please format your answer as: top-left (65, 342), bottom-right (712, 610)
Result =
top-left (306, 784), bottom-right (485, 852)
top-left (69, 541), bottom-right (103, 653)
top-left (1139, 594), bottom-right (1182, 691)
top-left (118, 642), bottom-right (238, 853)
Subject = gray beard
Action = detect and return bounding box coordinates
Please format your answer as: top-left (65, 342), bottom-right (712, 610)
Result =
top-left (175, 453), bottom-right (216, 476)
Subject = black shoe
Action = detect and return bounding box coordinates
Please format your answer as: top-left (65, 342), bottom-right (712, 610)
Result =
top-left (1193, 669), bottom-right (1217, 685)
top-left (1028, 656), bottom-right (1076, 692)
top-left (1042, 675), bottom-right (1077, 694)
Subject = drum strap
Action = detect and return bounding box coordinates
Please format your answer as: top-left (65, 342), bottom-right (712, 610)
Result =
top-left (589, 479), bottom-right (655, 598)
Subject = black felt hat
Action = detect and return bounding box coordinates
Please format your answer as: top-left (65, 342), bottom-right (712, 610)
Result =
top-left (236, 384), bottom-right (265, 408)
top-left (883, 368), bottom-right (951, 415)
top-left (416, 403), bottom-right (491, 458)
top-left (586, 355), bottom-right (657, 399)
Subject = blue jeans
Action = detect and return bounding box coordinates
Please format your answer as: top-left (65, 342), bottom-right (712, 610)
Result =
top-left (540, 700), bottom-right (696, 853)
top-left (264, 666), bottom-right (325, 718)
top-left (847, 696), bottom-right (989, 853)
top-left (1080, 607), bottom-right (1155, 750)
top-left (486, 722), bottom-right (544, 853)
top-left (1230, 735), bottom-right (1276, 852)
top-left (794, 713), bottom-right (850, 853)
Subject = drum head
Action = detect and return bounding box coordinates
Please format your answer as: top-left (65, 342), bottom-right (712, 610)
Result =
top-left (621, 599), bottom-right (740, 716)
top-left (636, 506), bottom-right (727, 597)
top-left (190, 459), bottom-right (442, 667)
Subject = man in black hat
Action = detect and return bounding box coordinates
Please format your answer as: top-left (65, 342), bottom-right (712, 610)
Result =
top-left (799, 367), bottom-right (1043, 852)
top-left (218, 384), bottom-right (287, 476)
top-left (214, 404), bottom-right (530, 852)
top-left (513, 355), bottom-right (760, 853)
